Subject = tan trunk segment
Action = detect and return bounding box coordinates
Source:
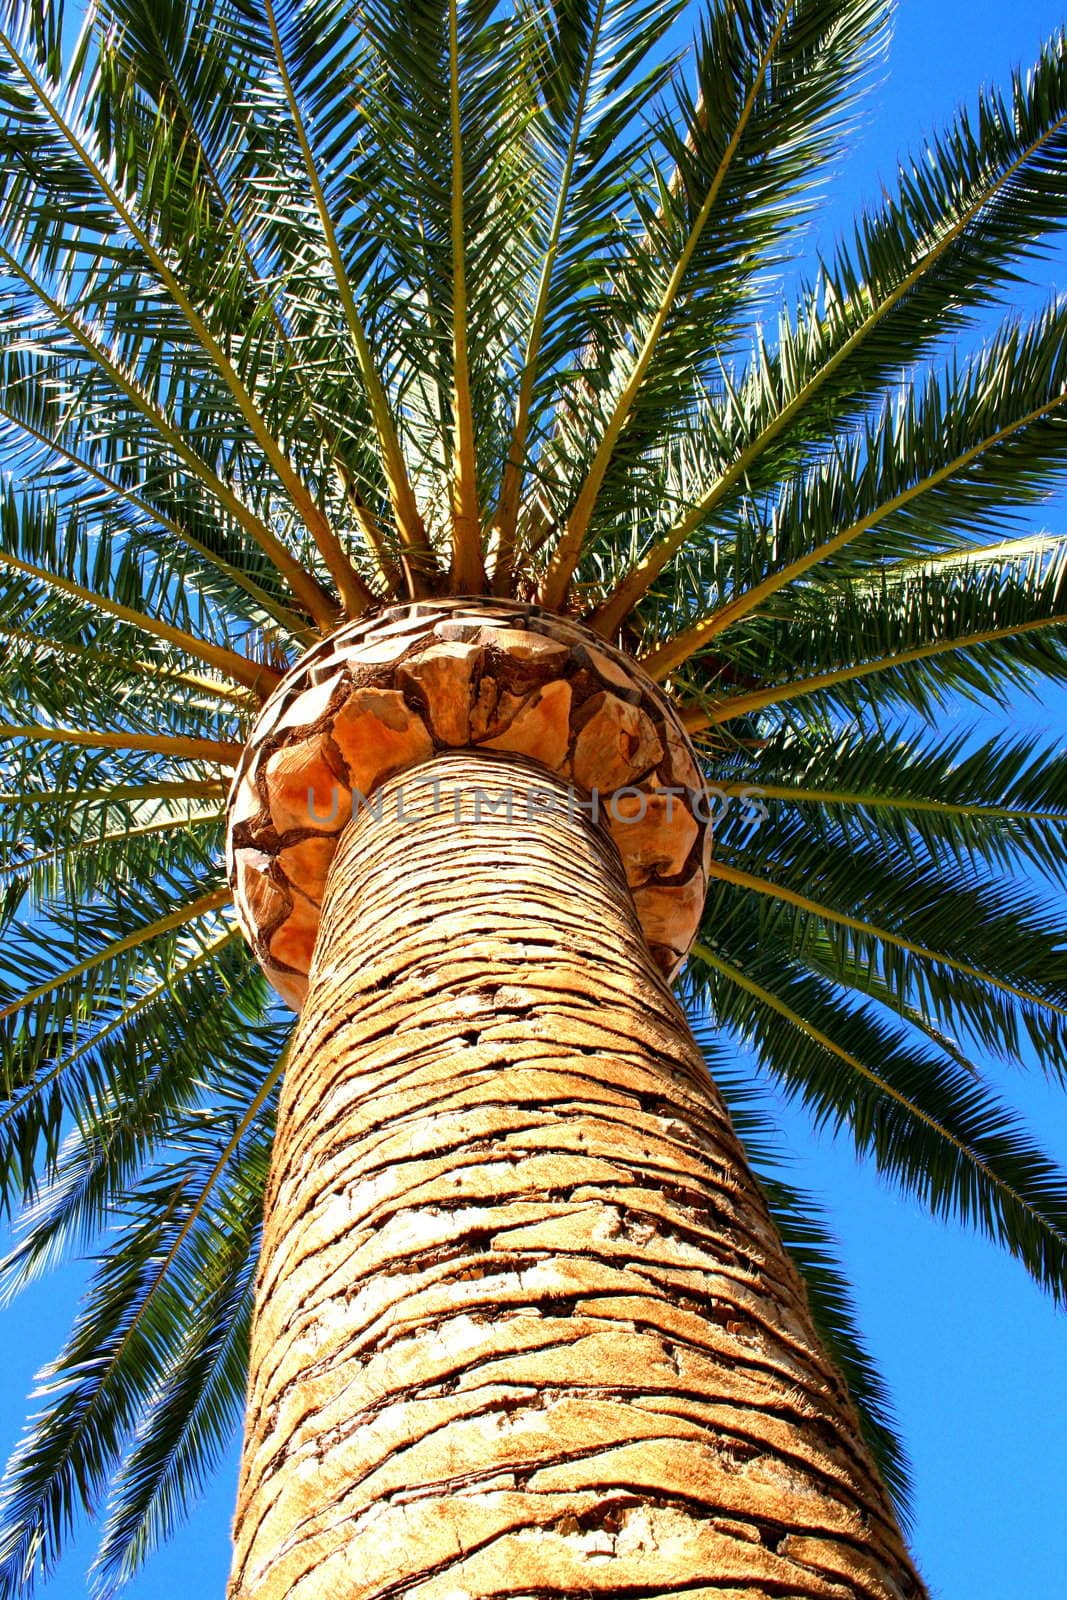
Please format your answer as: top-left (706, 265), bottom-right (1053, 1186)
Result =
top-left (229, 753), bottom-right (925, 1600)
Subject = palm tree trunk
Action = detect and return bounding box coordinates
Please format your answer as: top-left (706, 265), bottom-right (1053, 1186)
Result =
top-left (229, 750), bottom-right (925, 1600)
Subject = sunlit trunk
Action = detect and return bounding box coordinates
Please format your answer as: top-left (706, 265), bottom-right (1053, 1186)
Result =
top-left (229, 751), bottom-right (924, 1600)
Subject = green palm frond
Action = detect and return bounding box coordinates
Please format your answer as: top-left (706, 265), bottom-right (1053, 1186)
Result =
top-left (705, 833), bottom-right (1067, 1067)
top-left (646, 298), bottom-right (1067, 677)
top-left (491, 0), bottom-right (684, 582)
top-left (0, 347), bottom-right (318, 642)
top-left (679, 532), bottom-right (1067, 726)
top-left (0, 927), bottom-right (238, 1215)
top-left (229, 0), bottom-right (433, 584)
top-left (0, 935), bottom-right (259, 1285)
top-left (0, 1033), bottom-right (283, 1599)
top-left (591, 31), bottom-right (1067, 627)
top-left (713, 721), bottom-right (1067, 878)
top-left (0, 760), bottom-right (226, 912)
top-left (688, 936), bottom-right (1067, 1299)
top-left (541, 0), bottom-right (893, 605)
top-left (0, 871), bottom-right (233, 1108)
top-left (91, 1210), bottom-right (257, 1596)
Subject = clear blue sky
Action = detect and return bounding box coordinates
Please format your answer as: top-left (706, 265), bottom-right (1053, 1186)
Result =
top-left (1, 3), bottom-right (1066, 1597)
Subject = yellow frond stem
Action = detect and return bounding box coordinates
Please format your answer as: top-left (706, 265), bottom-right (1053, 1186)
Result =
top-left (590, 112), bottom-right (1067, 636)
top-left (706, 860), bottom-right (1067, 1021)
top-left (540, 2), bottom-right (794, 611)
top-left (677, 611), bottom-right (1067, 727)
top-left (714, 780), bottom-right (1067, 824)
top-left (447, 0), bottom-right (485, 593)
top-left (0, 884), bottom-right (232, 1023)
top-left (260, 0), bottom-right (437, 592)
top-left (0, 551), bottom-right (279, 696)
top-left (642, 393), bottom-right (1067, 680)
top-left (0, 726), bottom-right (244, 765)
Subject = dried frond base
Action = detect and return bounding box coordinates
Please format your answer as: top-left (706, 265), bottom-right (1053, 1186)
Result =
top-left (227, 600), bottom-right (712, 1007)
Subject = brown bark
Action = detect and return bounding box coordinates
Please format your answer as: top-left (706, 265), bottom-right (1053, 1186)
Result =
top-left (229, 751), bottom-right (925, 1600)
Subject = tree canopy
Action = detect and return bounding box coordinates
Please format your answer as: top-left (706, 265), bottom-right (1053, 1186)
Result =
top-left (0, 0), bottom-right (1065, 1592)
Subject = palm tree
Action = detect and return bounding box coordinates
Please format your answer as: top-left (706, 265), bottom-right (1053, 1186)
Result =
top-left (0, 0), bottom-right (1065, 1592)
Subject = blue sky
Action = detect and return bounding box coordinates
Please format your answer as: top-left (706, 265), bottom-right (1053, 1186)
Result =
top-left (1, 2), bottom-right (1066, 1597)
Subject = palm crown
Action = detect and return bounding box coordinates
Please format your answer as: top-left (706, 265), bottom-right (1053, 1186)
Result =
top-left (0, 0), bottom-right (1065, 1592)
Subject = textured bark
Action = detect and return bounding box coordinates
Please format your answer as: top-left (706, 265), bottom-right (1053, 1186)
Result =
top-left (229, 752), bottom-right (925, 1600)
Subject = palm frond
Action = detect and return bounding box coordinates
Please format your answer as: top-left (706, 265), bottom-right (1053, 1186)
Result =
top-left (647, 299), bottom-right (1067, 676)
top-left (541, 0), bottom-right (892, 607)
top-left (0, 1037), bottom-right (285, 1599)
top-left (0, 538), bottom-right (273, 695)
top-left (690, 938), bottom-right (1067, 1301)
top-left (683, 537), bottom-right (1067, 730)
top-left (713, 720), bottom-right (1067, 879)
top-left (593, 30), bottom-right (1067, 628)
top-left (491, 0), bottom-right (684, 584)
top-left (0, 928), bottom-right (238, 1215)
top-left (0, 353), bottom-right (316, 644)
top-left (0, 8), bottom-right (377, 616)
top-left (230, 0), bottom-right (435, 584)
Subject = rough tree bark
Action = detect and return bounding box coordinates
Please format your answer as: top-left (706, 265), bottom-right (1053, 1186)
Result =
top-left (229, 751), bottom-right (925, 1600)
